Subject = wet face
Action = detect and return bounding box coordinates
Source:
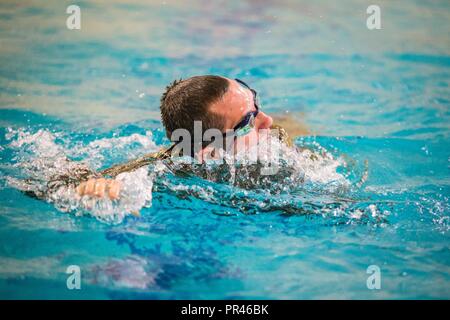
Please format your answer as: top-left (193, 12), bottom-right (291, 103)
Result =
top-left (208, 78), bottom-right (273, 154)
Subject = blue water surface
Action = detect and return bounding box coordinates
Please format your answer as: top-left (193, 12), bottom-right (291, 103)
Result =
top-left (0, 0), bottom-right (449, 299)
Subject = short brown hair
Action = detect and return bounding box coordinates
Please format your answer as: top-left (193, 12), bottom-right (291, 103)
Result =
top-left (160, 75), bottom-right (229, 140)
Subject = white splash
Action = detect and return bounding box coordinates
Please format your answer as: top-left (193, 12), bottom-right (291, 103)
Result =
top-left (4, 128), bottom-right (156, 223)
top-left (49, 167), bottom-right (153, 224)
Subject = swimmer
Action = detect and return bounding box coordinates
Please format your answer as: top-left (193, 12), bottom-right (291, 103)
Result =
top-left (73, 75), bottom-right (301, 199)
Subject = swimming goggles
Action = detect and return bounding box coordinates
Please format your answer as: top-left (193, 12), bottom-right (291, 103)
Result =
top-left (232, 78), bottom-right (260, 137)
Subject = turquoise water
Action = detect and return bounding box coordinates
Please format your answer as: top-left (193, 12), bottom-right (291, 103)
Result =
top-left (0, 0), bottom-right (449, 299)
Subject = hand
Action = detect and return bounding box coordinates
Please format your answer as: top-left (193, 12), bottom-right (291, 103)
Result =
top-left (76, 178), bottom-right (121, 200)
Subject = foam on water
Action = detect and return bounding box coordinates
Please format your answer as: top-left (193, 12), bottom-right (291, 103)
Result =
top-left (156, 134), bottom-right (383, 223)
top-left (4, 128), bottom-right (155, 224)
top-left (4, 125), bottom-right (446, 231)
top-left (2, 126), bottom-right (368, 224)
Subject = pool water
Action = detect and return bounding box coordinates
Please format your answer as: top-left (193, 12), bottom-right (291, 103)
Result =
top-left (0, 0), bottom-right (449, 299)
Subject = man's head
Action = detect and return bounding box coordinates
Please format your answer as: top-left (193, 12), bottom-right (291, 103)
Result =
top-left (160, 75), bottom-right (273, 155)
top-left (160, 75), bottom-right (228, 139)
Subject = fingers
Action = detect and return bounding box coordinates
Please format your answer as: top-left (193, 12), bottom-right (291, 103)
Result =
top-left (76, 181), bottom-right (86, 196)
top-left (93, 178), bottom-right (106, 198)
top-left (107, 180), bottom-right (121, 200)
top-left (76, 178), bottom-right (120, 200)
top-left (84, 178), bottom-right (96, 195)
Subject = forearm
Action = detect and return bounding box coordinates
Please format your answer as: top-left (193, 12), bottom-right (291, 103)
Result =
top-left (46, 159), bottom-right (99, 196)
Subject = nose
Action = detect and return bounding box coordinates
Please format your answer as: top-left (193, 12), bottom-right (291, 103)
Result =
top-left (255, 111), bottom-right (273, 130)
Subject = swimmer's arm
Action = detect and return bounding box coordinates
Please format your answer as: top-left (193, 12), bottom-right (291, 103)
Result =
top-left (70, 147), bottom-right (171, 200)
top-left (76, 177), bottom-right (121, 200)
top-left (44, 160), bottom-right (121, 200)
